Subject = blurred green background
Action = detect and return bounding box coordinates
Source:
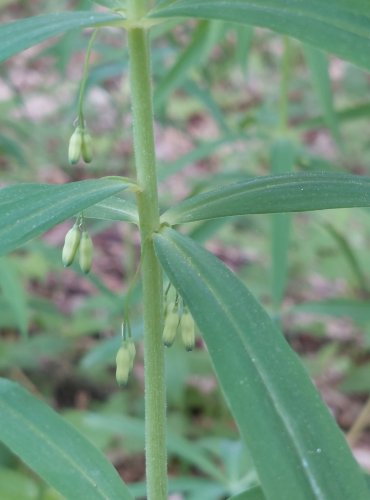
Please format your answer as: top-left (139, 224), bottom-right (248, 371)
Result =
top-left (1, 0), bottom-right (370, 498)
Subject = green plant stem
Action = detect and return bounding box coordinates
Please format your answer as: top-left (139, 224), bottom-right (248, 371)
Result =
top-left (127, 6), bottom-right (167, 500)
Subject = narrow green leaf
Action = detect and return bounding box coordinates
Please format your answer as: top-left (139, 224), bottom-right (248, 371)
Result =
top-left (162, 173), bottom-right (370, 224)
top-left (154, 227), bottom-right (369, 500)
top-left (0, 379), bottom-right (133, 499)
top-left (292, 299), bottom-right (370, 327)
top-left (0, 177), bottom-right (131, 256)
top-left (299, 102), bottom-right (370, 132)
top-left (183, 79), bottom-right (230, 134)
top-left (74, 412), bottom-right (225, 482)
top-left (154, 20), bottom-right (223, 110)
top-left (83, 196), bottom-right (139, 224)
top-left (0, 257), bottom-right (28, 336)
top-left (0, 11), bottom-right (121, 62)
top-left (321, 221), bottom-right (367, 291)
top-left (234, 25), bottom-right (253, 74)
top-left (158, 133), bottom-right (246, 181)
top-left (150, 0), bottom-right (370, 71)
top-left (303, 44), bottom-right (341, 144)
top-left (270, 139), bottom-right (296, 309)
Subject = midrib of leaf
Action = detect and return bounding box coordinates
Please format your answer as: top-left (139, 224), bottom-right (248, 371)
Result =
top-left (0, 398), bottom-right (113, 500)
top-left (166, 235), bottom-right (325, 498)
top-left (162, 173), bottom-right (370, 223)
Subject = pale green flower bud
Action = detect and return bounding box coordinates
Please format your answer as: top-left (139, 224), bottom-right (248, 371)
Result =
top-left (116, 345), bottom-right (131, 386)
top-left (181, 311), bottom-right (195, 351)
top-left (79, 230), bottom-right (94, 274)
top-left (162, 302), bottom-right (179, 347)
top-left (127, 339), bottom-right (136, 371)
top-left (81, 130), bottom-right (93, 163)
top-left (68, 127), bottom-right (83, 165)
top-left (62, 224), bottom-right (81, 267)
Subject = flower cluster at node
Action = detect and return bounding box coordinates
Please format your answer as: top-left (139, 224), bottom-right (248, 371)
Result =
top-left (163, 286), bottom-right (196, 351)
top-left (62, 215), bottom-right (94, 274)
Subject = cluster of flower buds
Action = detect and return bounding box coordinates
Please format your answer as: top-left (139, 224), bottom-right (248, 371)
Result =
top-left (62, 219), bottom-right (94, 274)
top-left (68, 126), bottom-right (93, 165)
top-left (162, 289), bottom-right (196, 351)
top-left (116, 338), bottom-right (136, 386)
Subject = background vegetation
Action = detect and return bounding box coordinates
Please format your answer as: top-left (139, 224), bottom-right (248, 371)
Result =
top-left (1, 0), bottom-right (370, 498)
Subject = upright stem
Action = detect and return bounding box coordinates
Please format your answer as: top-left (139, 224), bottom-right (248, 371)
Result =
top-left (127, 4), bottom-right (167, 499)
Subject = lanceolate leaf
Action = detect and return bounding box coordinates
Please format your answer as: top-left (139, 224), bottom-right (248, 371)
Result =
top-left (154, 227), bottom-right (369, 500)
top-left (0, 177), bottom-right (132, 256)
top-left (150, 0), bottom-right (370, 71)
top-left (0, 378), bottom-right (133, 499)
top-left (84, 196), bottom-right (139, 224)
top-left (162, 173), bottom-right (370, 224)
top-left (0, 11), bottom-right (122, 62)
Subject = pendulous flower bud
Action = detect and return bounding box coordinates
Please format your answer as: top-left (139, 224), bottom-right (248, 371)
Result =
top-left (68, 127), bottom-right (83, 165)
top-left (162, 302), bottom-right (179, 347)
top-left (181, 310), bottom-right (195, 352)
top-left (116, 345), bottom-right (131, 386)
top-left (62, 224), bottom-right (81, 267)
top-left (127, 339), bottom-right (136, 370)
top-left (79, 230), bottom-right (94, 274)
top-left (81, 130), bottom-right (93, 163)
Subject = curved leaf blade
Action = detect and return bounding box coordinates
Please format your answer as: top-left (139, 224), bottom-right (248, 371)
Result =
top-left (150, 0), bottom-right (370, 71)
top-left (0, 11), bottom-right (121, 62)
top-left (84, 196), bottom-right (139, 224)
top-left (0, 177), bottom-right (131, 256)
top-left (154, 227), bottom-right (369, 500)
top-left (162, 173), bottom-right (370, 224)
top-left (0, 378), bottom-right (133, 499)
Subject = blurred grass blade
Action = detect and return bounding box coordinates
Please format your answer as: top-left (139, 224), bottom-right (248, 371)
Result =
top-left (0, 257), bottom-right (28, 336)
top-left (0, 11), bottom-right (121, 62)
top-left (74, 412), bottom-right (225, 482)
top-left (93, 0), bottom-right (123, 8)
top-left (158, 133), bottom-right (247, 181)
top-left (154, 227), bottom-right (369, 500)
top-left (0, 177), bottom-right (131, 256)
top-left (321, 221), bottom-right (367, 291)
top-left (154, 20), bottom-right (223, 110)
top-left (0, 467), bottom-right (39, 500)
top-left (234, 25), bottom-right (253, 73)
top-left (228, 486), bottom-right (266, 500)
top-left (0, 379), bottom-right (133, 499)
top-left (84, 196), bottom-right (139, 224)
top-left (303, 44), bottom-right (341, 144)
top-left (183, 79), bottom-right (230, 134)
top-left (292, 299), bottom-right (370, 327)
top-left (270, 139), bottom-right (296, 309)
top-left (162, 173), bottom-right (370, 224)
top-left (150, 0), bottom-right (370, 71)
top-left (341, 364), bottom-right (370, 394)
top-left (0, 133), bottom-right (26, 165)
